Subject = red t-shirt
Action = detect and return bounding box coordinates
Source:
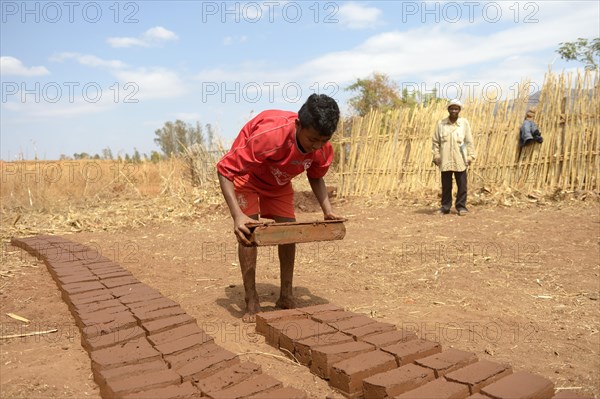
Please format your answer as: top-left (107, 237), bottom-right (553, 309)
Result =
top-left (217, 110), bottom-right (334, 190)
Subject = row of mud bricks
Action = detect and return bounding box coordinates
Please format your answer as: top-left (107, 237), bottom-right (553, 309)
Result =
top-left (256, 305), bottom-right (594, 398)
top-left (11, 235), bottom-right (307, 399)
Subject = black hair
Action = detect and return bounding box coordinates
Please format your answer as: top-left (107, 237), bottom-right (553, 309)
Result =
top-left (297, 94), bottom-right (340, 137)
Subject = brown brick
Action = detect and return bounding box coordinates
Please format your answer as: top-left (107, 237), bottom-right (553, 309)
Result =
top-left (120, 290), bottom-right (165, 305)
top-left (311, 310), bottom-right (358, 324)
top-left (79, 309), bottom-right (136, 328)
top-left (414, 348), bottom-right (478, 377)
top-left (154, 333), bottom-right (214, 356)
top-left (142, 314), bottom-right (196, 335)
top-left (83, 325), bottom-right (146, 351)
top-left (110, 283), bottom-right (155, 298)
top-left (248, 387), bottom-right (307, 399)
top-left (132, 305), bottom-right (186, 323)
top-left (56, 273), bottom-right (98, 285)
top-left (69, 289), bottom-right (114, 306)
top-left (481, 371), bottom-right (555, 399)
top-left (91, 338), bottom-right (161, 371)
top-left (381, 339), bottom-right (441, 366)
top-left (104, 368), bottom-right (182, 398)
top-left (445, 360), bottom-right (512, 394)
top-left (96, 270), bottom-right (133, 280)
top-left (297, 303), bottom-right (343, 316)
top-left (329, 350), bottom-right (397, 398)
top-left (294, 331), bottom-right (354, 366)
top-left (122, 381), bottom-right (200, 399)
top-left (129, 297), bottom-right (179, 310)
top-left (310, 341), bottom-right (375, 379)
top-left (61, 281), bottom-right (106, 295)
top-left (195, 362), bottom-right (262, 395)
top-left (466, 394), bottom-right (489, 399)
top-left (148, 323), bottom-right (211, 347)
top-left (74, 299), bottom-right (127, 316)
top-left (165, 342), bottom-right (222, 367)
top-left (278, 318), bottom-right (337, 354)
top-left (176, 347), bottom-right (240, 382)
top-left (360, 330), bottom-right (417, 349)
top-left (255, 309), bottom-right (307, 335)
top-left (328, 315), bottom-right (377, 332)
top-left (101, 276), bottom-right (141, 289)
top-left (344, 322), bottom-right (396, 341)
top-left (362, 363), bottom-right (435, 398)
top-left (248, 220), bottom-right (345, 246)
top-left (208, 374), bottom-right (282, 399)
top-left (395, 378), bottom-right (470, 398)
top-left (82, 314), bottom-right (139, 339)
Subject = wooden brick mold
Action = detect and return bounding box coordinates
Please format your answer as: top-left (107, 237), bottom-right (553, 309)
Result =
top-left (256, 305), bottom-right (582, 399)
top-left (11, 235), bottom-right (306, 399)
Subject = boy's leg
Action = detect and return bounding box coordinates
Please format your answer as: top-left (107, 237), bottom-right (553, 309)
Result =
top-left (238, 213), bottom-right (260, 323)
top-left (272, 216), bottom-right (296, 309)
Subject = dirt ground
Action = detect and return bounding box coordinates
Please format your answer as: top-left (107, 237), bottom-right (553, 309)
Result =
top-left (1, 196), bottom-right (599, 398)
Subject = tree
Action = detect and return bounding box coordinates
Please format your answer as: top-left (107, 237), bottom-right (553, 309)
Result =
top-left (556, 38), bottom-right (600, 70)
top-left (132, 148), bottom-right (141, 163)
top-left (102, 147), bottom-right (114, 160)
top-left (346, 72), bottom-right (403, 116)
top-left (154, 120), bottom-right (206, 157)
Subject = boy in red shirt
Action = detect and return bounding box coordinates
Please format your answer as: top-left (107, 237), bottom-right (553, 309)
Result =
top-left (217, 94), bottom-right (342, 322)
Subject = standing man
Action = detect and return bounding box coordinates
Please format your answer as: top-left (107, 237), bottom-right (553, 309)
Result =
top-left (216, 94), bottom-right (343, 322)
top-left (432, 99), bottom-right (476, 216)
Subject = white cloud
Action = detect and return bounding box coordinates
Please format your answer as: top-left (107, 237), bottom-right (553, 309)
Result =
top-left (113, 68), bottom-right (186, 100)
top-left (50, 53), bottom-right (128, 69)
top-left (0, 56), bottom-right (50, 76)
top-left (338, 2), bottom-right (383, 29)
top-left (223, 35), bottom-right (248, 46)
top-left (174, 112), bottom-right (201, 121)
top-left (108, 26), bottom-right (179, 48)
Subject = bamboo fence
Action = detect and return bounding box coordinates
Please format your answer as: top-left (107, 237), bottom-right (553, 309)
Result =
top-left (334, 71), bottom-right (599, 198)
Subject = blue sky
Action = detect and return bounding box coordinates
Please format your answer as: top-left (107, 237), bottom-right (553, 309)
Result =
top-left (1, 1), bottom-right (599, 160)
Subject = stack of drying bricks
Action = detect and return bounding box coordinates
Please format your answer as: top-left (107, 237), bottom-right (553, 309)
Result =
top-left (256, 305), bottom-right (592, 399)
top-left (11, 235), bottom-right (306, 399)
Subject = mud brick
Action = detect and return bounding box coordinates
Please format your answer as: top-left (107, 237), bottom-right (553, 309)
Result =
top-left (310, 341), bottom-right (375, 379)
top-left (255, 309), bottom-right (308, 335)
top-left (361, 330), bottom-right (417, 349)
top-left (97, 359), bottom-right (168, 386)
top-left (79, 308), bottom-right (136, 328)
top-left (329, 315), bottom-right (377, 332)
top-left (73, 250), bottom-right (104, 261)
top-left (165, 342), bottom-right (224, 369)
top-left (344, 322), bottom-right (396, 341)
top-left (176, 347), bottom-right (240, 382)
top-left (101, 276), bottom-right (141, 289)
top-left (154, 333), bottom-right (215, 356)
top-left (56, 273), bottom-right (98, 285)
top-left (362, 363), bottom-right (435, 399)
top-left (110, 283), bottom-right (155, 298)
top-left (294, 331), bottom-right (354, 366)
top-left (264, 318), bottom-right (312, 348)
top-left (96, 271), bottom-right (133, 281)
top-left (74, 299), bottom-right (127, 316)
top-left (86, 261), bottom-right (122, 270)
top-left (82, 313), bottom-right (139, 339)
top-left (466, 394), bottom-right (489, 399)
top-left (69, 289), bottom-right (114, 306)
top-left (297, 303), bottom-right (343, 316)
top-left (91, 338), bottom-right (161, 371)
top-left (208, 374), bottom-right (282, 399)
top-left (83, 325), bottom-right (146, 351)
top-left (122, 381), bottom-right (201, 399)
top-left (248, 387), bottom-right (307, 399)
top-left (82, 256), bottom-right (114, 265)
top-left (142, 313), bottom-right (196, 335)
top-left (248, 220), bottom-right (345, 246)
top-left (120, 290), bottom-right (164, 305)
top-left (49, 263), bottom-right (89, 277)
top-left (278, 318), bottom-right (337, 354)
top-left (195, 362), bottom-right (262, 395)
top-left (311, 310), bottom-right (358, 324)
top-left (104, 368), bottom-right (182, 398)
top-left (552, 391), bottom-right (595, 399)
top-left (381, 339), bottom-right (441, 366)
top-left (445, 360), bottom-right (512, 394)
top-left (132, 305), bottom-right (186, 323)
top-left (395, 378), bottom-right (470, 399)
top-left (148, 323), bottom-right (211, 347)
top-left (480, 371), bottom-right (555, 399)
top-left (128, 297), bottom-right (179, 310)
top-left (414, 348), bottom-right (478, 377)
top-left (330, 350), bottom-right (397, 398)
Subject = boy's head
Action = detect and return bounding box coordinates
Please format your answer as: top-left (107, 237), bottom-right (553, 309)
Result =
top-left (295, 94), bottom-right (340, 153)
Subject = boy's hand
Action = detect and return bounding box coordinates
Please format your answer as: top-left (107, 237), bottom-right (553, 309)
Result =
top-left (233, 214), bottom-right (256, 246)
top-left (324, 212), bottom-right (345, 221)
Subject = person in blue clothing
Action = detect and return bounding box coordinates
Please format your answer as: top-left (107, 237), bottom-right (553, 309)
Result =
top-left (519, 108), bottom-right (543, 147)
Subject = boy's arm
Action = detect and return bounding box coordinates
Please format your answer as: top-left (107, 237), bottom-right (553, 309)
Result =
top-left (308, 176), bottom-right (343, 220)
top-left (218, 172), bottom-right (255, 246)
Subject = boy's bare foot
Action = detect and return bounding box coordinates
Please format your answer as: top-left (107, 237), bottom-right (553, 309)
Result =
top-left (276, 296), bottom-right (297, 309)
top-left (242, 295), bottom-right (261, 323)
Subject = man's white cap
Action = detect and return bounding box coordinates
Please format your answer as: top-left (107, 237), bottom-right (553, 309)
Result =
top-left (447, 99), bottom-right (463, 109)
